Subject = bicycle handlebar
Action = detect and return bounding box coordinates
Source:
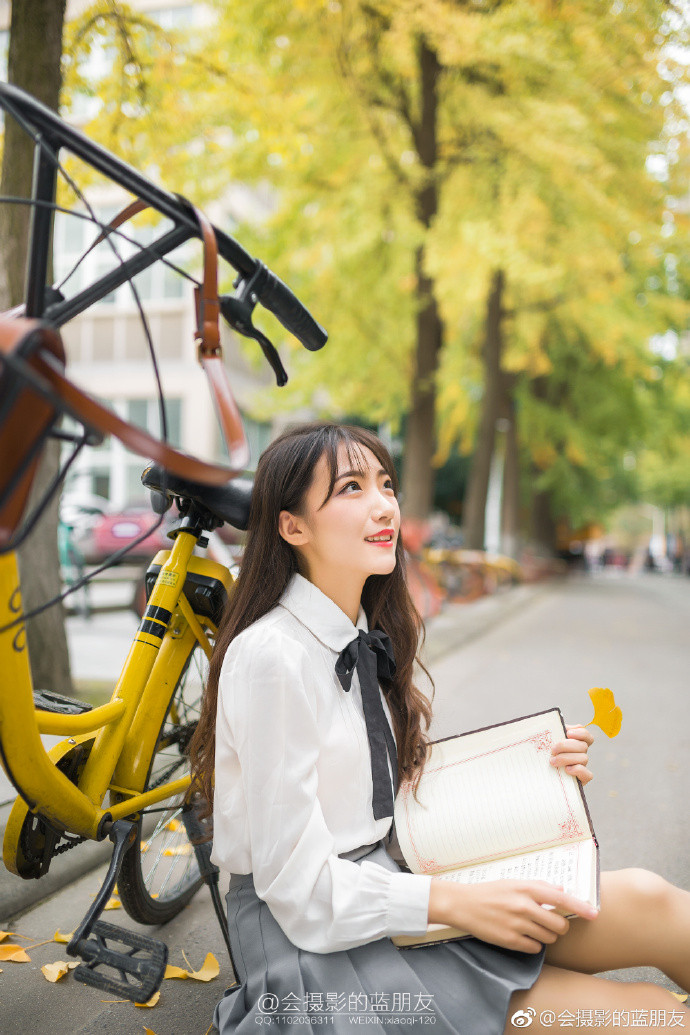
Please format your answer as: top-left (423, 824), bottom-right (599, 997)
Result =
top-left (0, 82), bottom-right (327, 353)
top-left (250, 262), bottom-right (325, 352)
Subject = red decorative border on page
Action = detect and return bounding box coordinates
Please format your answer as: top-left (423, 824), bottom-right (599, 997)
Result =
top-left (400, 729), bottom-right (584, 874)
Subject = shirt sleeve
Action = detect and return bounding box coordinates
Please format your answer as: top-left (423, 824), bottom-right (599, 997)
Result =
top-left (217, 628), bottom-right (433, 954)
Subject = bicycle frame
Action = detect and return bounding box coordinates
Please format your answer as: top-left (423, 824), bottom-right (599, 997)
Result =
top-left (0, 526), bottom-right (231, 857)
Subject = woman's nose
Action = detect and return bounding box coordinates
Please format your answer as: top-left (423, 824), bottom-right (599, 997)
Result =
top-left (373, 491), bottom-right (396, 519)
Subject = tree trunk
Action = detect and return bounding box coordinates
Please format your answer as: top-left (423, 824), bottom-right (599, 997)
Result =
top-left (531, 484), bottom-right (557, 553)
top-left (527, 376), bottom-right (557, 554)
top-left (462, 268), bottom-right (505, 548)
top-left (0, 0), bottom-right (71, 692)
top-left (500, 393), bottom-right (520, 559)
top-left (401, 40), bottom-right (443, 520)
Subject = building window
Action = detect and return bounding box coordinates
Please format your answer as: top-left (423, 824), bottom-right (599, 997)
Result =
top-left (63, 396), bottom-right (183, 507)
top-left (53, 207), bottom-right (190, 313)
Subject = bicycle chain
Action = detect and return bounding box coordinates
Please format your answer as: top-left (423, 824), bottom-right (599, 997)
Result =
top-left (53, 834), bottom-right (87, 856)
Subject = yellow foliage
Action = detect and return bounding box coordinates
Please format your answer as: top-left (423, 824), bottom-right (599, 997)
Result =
top-left (531, 443), bottom-right (558, 470)
top-left (135, 990), bottom-right (161, 1008)
top-left (0, 944), bottom-right (30, 962)
top-left (565, 441), bottom-right (587, 467)
top-left (41, 961), bottom-right (79, 983)
top-left (586, 687), bottom-right (622, 738)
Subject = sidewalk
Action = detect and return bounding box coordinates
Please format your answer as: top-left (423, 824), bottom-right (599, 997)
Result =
top-left (0, 583), bottom-right (545, 923)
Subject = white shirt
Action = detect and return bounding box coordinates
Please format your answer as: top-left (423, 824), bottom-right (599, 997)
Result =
top-left (211, 571), bottom-right (433, 954)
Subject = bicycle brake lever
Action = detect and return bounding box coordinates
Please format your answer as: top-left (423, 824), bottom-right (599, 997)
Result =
top-left (219, 294), bottom-right (288, 387)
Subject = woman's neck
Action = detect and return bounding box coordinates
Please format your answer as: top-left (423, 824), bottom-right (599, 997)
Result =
top-left (300, 567), bottom-right (365, 626)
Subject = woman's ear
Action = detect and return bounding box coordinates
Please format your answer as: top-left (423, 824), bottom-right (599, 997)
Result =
top-left (278, 510), bottom-right (309, 546)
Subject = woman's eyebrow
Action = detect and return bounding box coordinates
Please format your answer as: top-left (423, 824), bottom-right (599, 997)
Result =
top-left (335, 467), bottom-right (388, 481)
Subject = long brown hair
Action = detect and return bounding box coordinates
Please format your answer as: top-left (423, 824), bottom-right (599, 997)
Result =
top-left (189, 421), bottom-right (435, 811)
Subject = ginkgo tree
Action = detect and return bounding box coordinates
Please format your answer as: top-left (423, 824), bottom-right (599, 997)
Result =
top-left (64, 0), bottom-right (690, 544)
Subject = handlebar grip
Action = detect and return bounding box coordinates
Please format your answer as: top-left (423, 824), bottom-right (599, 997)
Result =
top-left (254, 263), bottom-right (327, 352)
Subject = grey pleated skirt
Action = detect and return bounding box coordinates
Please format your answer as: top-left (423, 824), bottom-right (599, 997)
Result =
top-left (213, 840), bottom-right (546, 1035)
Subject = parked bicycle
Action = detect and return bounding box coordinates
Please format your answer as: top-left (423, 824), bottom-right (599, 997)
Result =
top-left (0, 82), bottom-right (326, 1004)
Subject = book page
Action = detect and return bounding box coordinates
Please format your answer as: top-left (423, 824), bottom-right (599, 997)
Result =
top-left (434, 839), bottom-right (596, 907)
top-left (394, 709), bottom-right (591, 874)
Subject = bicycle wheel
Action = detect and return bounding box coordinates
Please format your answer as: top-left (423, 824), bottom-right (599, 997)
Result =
top-left (117, 639), bottom-right (210, 925)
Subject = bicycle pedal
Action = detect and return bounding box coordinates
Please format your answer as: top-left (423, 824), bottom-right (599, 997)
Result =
top-left (71, 920), bottom-right (168, 1004)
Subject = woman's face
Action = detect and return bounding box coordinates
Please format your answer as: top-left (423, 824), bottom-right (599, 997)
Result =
top-left (279, 441), bottom-right (400, 585)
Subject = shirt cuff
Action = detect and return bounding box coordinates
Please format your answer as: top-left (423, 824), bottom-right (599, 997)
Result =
top-left (385, 871), bottom-right (433, 936)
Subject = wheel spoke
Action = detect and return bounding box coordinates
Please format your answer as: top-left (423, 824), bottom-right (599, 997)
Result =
top-left (117, 639), bottom-right (211, 924)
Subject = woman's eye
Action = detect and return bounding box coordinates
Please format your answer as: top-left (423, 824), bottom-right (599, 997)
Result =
top-left (341, 480), bottom-right (361, 493)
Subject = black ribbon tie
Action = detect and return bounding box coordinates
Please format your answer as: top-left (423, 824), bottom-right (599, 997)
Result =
top-left (335, 629), bottom-right (399, 822)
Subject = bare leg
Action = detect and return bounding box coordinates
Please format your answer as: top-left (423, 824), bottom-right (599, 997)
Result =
top-left (542, 868), bottom-right (690, 991)
top-left (502, 964), bottom-right (687, 1034)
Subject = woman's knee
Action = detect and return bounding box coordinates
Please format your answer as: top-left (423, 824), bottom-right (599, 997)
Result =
top-left (615, 868), bottom-right (674, 913)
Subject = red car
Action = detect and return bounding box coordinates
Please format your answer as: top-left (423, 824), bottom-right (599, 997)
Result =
top-left (87, 505), bottom-right (174, 565)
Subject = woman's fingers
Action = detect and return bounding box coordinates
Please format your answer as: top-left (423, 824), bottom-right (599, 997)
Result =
top-left (552, 727), bottom-right (594, 784)
top-left (527, 881), bottom-right (598, 920)
top-left (550, 754), bottom-right (593, 782)
top-left (565, 724), bottom-right (594, 746)
top-left (551, 750), bottom-right (588, 765)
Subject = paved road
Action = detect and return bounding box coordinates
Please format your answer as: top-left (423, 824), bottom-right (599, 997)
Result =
top-left (0, 574), bottom-right (687, 1033)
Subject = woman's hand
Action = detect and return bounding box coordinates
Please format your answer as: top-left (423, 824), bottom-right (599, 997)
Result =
top-left (428, 878), bottom-right (599, 954)
top-left (550, 724), bottom-right (594, 785)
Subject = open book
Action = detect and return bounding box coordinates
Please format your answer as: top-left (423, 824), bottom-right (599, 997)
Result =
top-left (391, 708), bottom-right (600, 949)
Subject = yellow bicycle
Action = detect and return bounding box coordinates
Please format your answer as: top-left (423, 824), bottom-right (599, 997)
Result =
top-left (0, 84), bottom-right (326, 1003)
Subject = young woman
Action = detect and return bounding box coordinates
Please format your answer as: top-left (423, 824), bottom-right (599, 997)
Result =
top-left (190, 421), bottom-right (690, 1035)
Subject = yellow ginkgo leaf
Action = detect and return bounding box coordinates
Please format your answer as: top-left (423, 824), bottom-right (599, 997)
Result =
top-left (187, 952), bottom-right (220, 983)
top-left (164, 819), bottom-right (181, 833)
top-left (0, 931), bottom-right (11, 942)
top-left (135, 990), bottom-right (161, 1008)
top-left (586, 687), bottom-right (622, 738)
top-left (143, 1028), bottom-right (159, 1035)
top-left (162, 844), bottom-right (192, 857)
top-left (42, 961), bottom-right (70, 983)
top-left (164, 964), bottom-right (189, 980)
top-left (104, 896), bottom-right (121, 910)
top-left (54, 930), bottom-right (75, 944)
top-left (0, 944), bottom-right (30, 962)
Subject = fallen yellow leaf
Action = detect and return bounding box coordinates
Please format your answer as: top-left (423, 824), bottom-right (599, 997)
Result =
top-left (140, 841), bottom-right (150, 853)
top-left (0, 944), bottom-right (30, 962)
top-left (54, 930), bottom-right (75, 944)
top-left (670, 992), bottom-right (689, 1003)
top-left (187, 952), bottom-right (220, 983)
top-left (164, 964), bottom-right (189, 980)
top-left (586, 687), bottom-right (622, 738)
top-left (104, 896), bottom-right (121, 911)
top-left (164, 818), bottom-right (181, 832)
top-left (135, 990), bottom-right (161, 1008)
top-left (143, 1027), bottom-right (159, 1035)
top-left (162, 844), bottom-right (192, 857)
top-left (42, 961), bottom-right (73, 983)
top-left (0, 931), bottom-right (11, 942)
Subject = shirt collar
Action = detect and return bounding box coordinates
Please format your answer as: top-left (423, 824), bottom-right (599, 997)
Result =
top-left (278, 572), bottom-right (369, 653)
